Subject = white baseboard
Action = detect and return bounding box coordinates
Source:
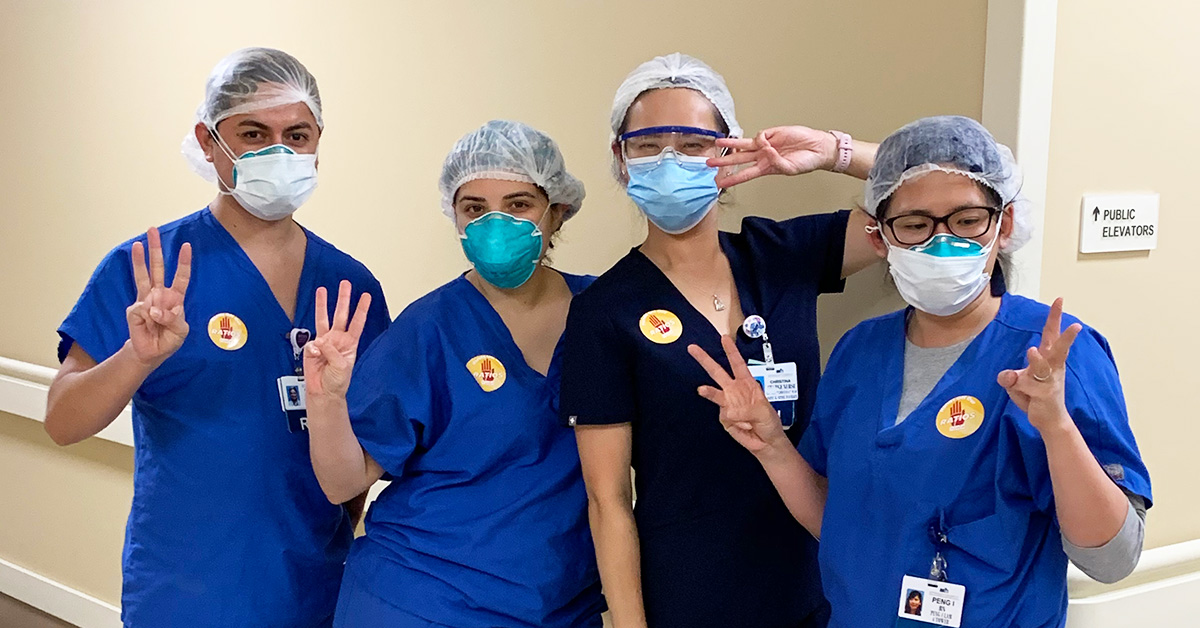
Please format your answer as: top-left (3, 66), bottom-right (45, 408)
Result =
top-left (0, 557), bottom-right (120, 627)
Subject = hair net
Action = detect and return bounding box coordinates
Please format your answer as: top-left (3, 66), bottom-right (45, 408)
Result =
top-left (439, 120), bottom-right (586, 221)
top-left (865, 115), bottom-right (1033, 252)
top-left (181, 47), bottom-right (323, 182)
top-left (609, 53), bottom-right (742, 180)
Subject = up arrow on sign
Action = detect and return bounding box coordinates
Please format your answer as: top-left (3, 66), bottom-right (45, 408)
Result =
top-left (1092, 207), bottom-right (1100, 221)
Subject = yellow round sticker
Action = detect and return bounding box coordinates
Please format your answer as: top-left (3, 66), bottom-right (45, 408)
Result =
top-left (639, 309), bottom-right (683, 345)
top-left (466, 354), bottom-right (507, 392)
top-left (936, 395), bottom-right (985, 439)
top-left (207, 312), bottom-right (248, 351)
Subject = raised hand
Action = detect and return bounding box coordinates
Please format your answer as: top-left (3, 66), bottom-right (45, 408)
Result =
top-left (997, 298), bottom-right (1082, 433)
top-left (304, 280), bottom-right (371, 399)
top-left (687, 335), bottom-right (788, 455)
top-left (706, 126), bottom-right (836, 188)
top-left (126, 227), bottom-right (192, 367)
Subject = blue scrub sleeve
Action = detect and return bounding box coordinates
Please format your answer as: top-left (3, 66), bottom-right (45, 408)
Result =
top-left (797, 328), bottom-right (858, 476)
top-left (346, 317), bottom-right (441, 476)
top-left (57, 243), bottom-right (140, 364)
top-left (353, 279), bottom-right (390, 354)
top-left (559, 296), bottom-right (638, 426)
top-left (1015, 327), bottom-right (1153, 511)
top-left (739, 210), bottom-right (850, 295)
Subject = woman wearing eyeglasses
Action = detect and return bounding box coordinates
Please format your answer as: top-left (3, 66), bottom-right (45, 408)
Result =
top-left (559, 53), bottom-right (880, 628)
top-left (689, 116), bottom-right (1151, 627)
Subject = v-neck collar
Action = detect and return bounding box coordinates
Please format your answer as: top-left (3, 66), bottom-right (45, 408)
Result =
top-left (454, 270), bottom-right (584, 384)
top-left (631, 233), bottom-right (758, 345)
top-left (875, 294), bottom-right (1011, 446)
top-left (202, 207), bottom-right (318, 326)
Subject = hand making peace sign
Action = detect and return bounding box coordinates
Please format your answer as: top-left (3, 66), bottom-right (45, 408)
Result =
top-left (997, 297), bottom-right (1083, 433)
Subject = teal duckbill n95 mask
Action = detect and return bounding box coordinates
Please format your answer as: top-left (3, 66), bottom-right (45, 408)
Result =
top-left (460, 211), bottom-right (547, 289)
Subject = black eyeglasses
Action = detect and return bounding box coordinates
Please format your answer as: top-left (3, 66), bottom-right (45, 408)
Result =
top-left (883, 206), bottom-right (1000, 246)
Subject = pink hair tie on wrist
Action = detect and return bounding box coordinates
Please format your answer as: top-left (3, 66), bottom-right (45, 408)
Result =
top-left (829, 130), bottom-right (853, 173)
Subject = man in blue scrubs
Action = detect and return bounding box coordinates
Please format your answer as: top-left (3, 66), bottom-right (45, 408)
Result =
top-left (45, 48), bottom-right (389, 627)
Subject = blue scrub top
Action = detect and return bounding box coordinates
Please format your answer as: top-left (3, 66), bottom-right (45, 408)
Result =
top-left (800, 294), bottom-right (1152, 628)
top-left (338, 272), bottom-right (605, 628)
top-left (57, 208), bottom-right (390, 628)
top-left (560, 212), bottom-right (850, 628)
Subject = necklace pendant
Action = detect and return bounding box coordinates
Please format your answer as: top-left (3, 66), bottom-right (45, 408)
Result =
top-left (713, 294), bottom-right (726, 312)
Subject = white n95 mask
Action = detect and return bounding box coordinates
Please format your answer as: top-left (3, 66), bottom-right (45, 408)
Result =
top-left (213, 134), bottom-right (318, 221)
top-left (880, 215), bottom-right (1003, 317)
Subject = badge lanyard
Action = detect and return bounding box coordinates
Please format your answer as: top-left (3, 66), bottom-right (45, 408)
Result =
top-left (928, 521), bottom-right (950, 582)
top-left (278, 328), bottom-right (312, 432)
top-left (288, 328), bottom-right (311, 375)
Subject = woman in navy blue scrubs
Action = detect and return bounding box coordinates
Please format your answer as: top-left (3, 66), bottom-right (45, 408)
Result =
top-left (559, 53), bottom-right (880, 628)
top-left (690, 116), bottom-right (1151, 627)
top-left (304, 121), bottom-right (605, 627)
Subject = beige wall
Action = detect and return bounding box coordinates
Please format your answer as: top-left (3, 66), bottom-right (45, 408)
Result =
top-left (0, 0), bottom-right (987, 606)
top-left (1043, 0), bottom-right (1200, 549)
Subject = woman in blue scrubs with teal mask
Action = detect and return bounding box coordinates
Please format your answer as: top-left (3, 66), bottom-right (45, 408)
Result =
top-left (690, 116), bottom-right (1151, 627)
top-left (303, 120), bottom-right (605, 627)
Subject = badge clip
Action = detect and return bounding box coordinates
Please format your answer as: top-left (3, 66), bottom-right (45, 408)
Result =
top-left (289, 328), bottom-right (312, 361)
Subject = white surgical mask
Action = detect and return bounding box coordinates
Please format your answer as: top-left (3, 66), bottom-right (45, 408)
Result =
top-left (878, 214), bottom-right (1003, 317)
top-left (212, 131), bottom-right (318, 221)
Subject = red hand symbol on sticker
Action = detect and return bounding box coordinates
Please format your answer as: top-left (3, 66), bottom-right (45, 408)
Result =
top-left (480, 358), bottom-right (495, 382)
top-left (648, 314), bottom-right (671, 335)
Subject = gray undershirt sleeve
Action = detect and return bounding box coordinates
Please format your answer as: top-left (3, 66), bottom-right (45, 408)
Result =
top-left (1062, 492), bottom-right (1147, 584)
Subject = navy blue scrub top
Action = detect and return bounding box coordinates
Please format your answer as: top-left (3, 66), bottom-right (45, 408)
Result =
top-left (560, 211), bottom-right (850, 628)
top-left (799, 295), bottom-right (1151, 628)
top-left (339, 272), bottom-right (605, 628)
top-left (57, 208), bottom-right (390, 628)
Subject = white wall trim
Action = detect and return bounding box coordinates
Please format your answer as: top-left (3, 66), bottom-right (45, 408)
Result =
top-left (0, 356), bottom-right (133, 447)
top-left (982, 0), bottom-right (1059, 299)
top-left (0, 557), bottom-right (120, 627)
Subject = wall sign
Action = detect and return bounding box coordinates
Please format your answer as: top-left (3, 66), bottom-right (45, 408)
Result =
top-left (1079, 193), bottom-right (1159, 253)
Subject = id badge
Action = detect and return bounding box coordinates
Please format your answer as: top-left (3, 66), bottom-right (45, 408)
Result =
top-left (747, 362), bottom-right (799, 403)
top-left (277, 376), bottom-right (308, 433)
top-left (895, 575), bottom-right (966, 627)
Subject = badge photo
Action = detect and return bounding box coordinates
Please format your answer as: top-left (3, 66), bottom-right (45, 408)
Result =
top-left (207, 313), bottom-right (248, 351)
top-left (935, 395), bottom-right (985, 439)
top-left (466, 354), bottom-right (507, 392)
top-left (895, 575), bottom-right (966, 627)
top-left (639, 309), bottom-right (683, 345)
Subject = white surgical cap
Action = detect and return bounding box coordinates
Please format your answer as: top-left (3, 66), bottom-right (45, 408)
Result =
top-left (439, 120), bottom-right (586, 221)
top-left (181, 47), bottom-right (323, 182)
top-left (865, 116), bottom-right (1033, 252)
top-left (609, 53), bottom-right (742, 179)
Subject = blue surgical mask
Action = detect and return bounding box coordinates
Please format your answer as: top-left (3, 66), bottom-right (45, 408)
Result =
top-left (625, 149), bottom-right (720, 234)
top-left (460, 211), bottom-right (546, 289)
